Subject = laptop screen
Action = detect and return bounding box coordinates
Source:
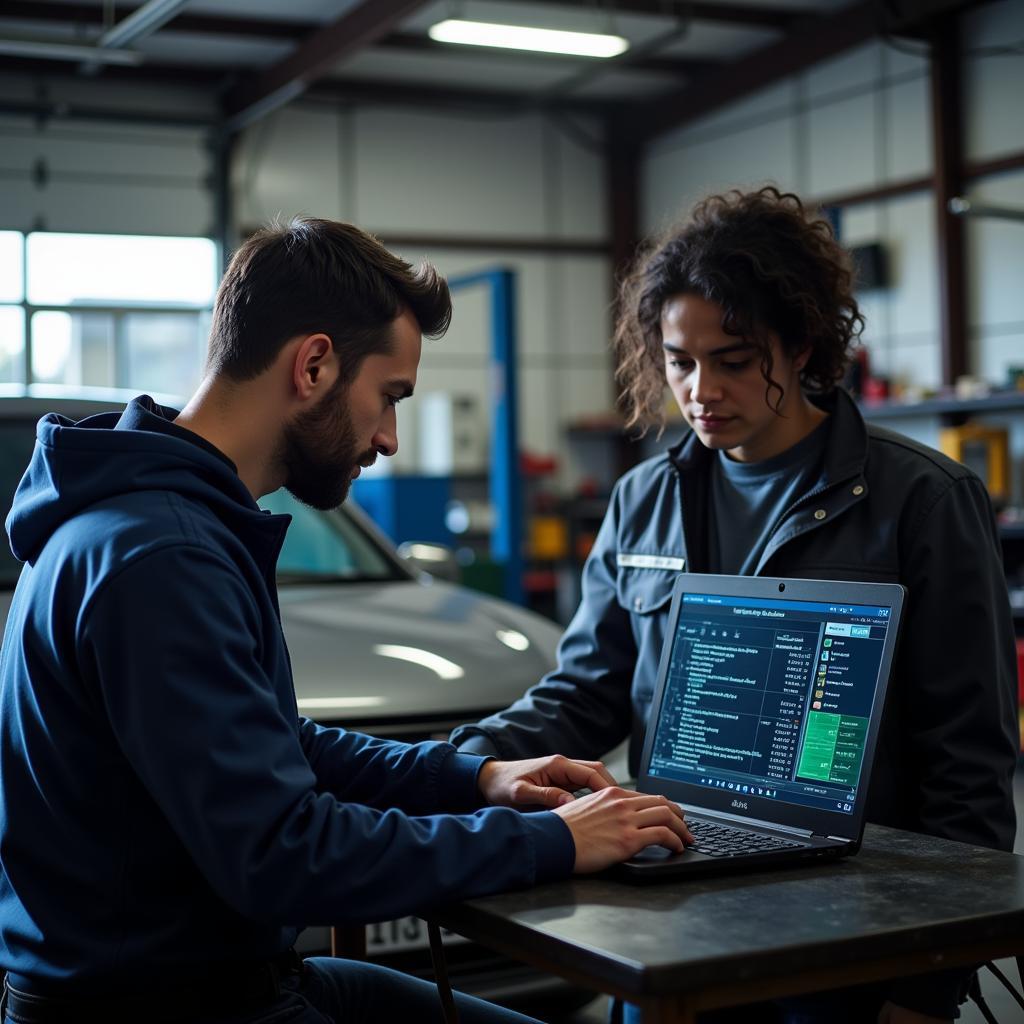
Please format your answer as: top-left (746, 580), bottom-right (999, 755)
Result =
top-left (645, 589), bottom-right (895, 819)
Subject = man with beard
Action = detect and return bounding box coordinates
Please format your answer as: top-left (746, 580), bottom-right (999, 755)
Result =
top-left (0, 218), bottom-right (691, 1024)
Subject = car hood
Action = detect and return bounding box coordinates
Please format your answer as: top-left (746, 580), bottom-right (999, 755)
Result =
top-left (278, 577), bottom-right (561, 730)
top-left (0, 578), bottom-right (561, 734)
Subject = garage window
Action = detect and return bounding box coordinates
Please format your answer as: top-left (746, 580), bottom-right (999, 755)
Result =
top-left (2, 230), bottom-right (217, 400)
top-left (0, 232), bottom-right (24, 383)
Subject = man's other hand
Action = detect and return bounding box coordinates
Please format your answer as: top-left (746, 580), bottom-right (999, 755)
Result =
top-left (477, 755), bottom-right (617, 809)
top-left (553, 787), bottom-right (694, 873)
top-left (877, 1002), bottom-right (952, 1024)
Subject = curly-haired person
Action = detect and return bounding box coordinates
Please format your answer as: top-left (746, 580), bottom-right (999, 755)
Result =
top-left (453, 187), bottom-right (1019, 1024)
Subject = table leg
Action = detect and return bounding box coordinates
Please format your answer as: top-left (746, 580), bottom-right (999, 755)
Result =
top-left (638, 995), bottom-right (697, 1024)
top-left (329, 924), bottom-right (366, 960)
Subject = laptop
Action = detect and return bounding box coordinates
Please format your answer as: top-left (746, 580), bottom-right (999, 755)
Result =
top-left (617, 573), bottom-right (905, 880)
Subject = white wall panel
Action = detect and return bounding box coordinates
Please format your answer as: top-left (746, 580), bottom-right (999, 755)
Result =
top-left (642, 120), bottom-right (799, 233)
top-left (518, 361), bottom-right (613, 464)
top-left (962, 1), bottom-right (1024, 162)
top-left (856, 295), bottom-right (893, 367)
top-left (553, 121), bottom-right (608, 241)
top-left (352, 109), bottom-right (548, 237)
top-left (0, 177), bottom-right (212, 237)
top-left (641, 150), bottom-right (695, 235)
top-left (862, 331), bottom-right (892, 378)
top-left (885, 75), bottom-right (931, 181)
top-left (519, 365), bottom-right (560, 458)
top-left (332, 235), bottom-right (612, 480)
top-left (804, 41), bottom-right (882, 103)
top-left (422, 251), bottom-right (554, 359)
top-left (436, 282), bottom-right (491, 359)
top-left (554, 257), bottom-right (612, 357)
top-left (561, 363), bottom-right (615, 424)
top-left (396, 364), bottom-right (490, 474)
top-left (973, 333), bottom-right (1024, 389)
top-left (806, 92), bottom-right (877, 197)
top-left (887, 338), bottom-right (942, 390)
top-left (237, 105), bottom-right (606, 244)
top-left (886, 194), bottom-right (937, 340)
top-left (967, 171), bottom-right (1024, 332)
top-left (880, 40), bottom-right (929, 79)
top-left (964, 56), bottom-right (1024, 163)
top-left (838, 203), bottom-right (881, 243)
top-left (839, 201), bottom-right (891, 363)
top-left (0, 121), bottom-right (209, 179)
top-left (647, 80), bottom-right (796, 156)
top-left (39, 77), bottom-right (216, 120)
top-left (235, 106), bottom-right (344, 229)
top-left (0, 117), bottom-right (213, 237)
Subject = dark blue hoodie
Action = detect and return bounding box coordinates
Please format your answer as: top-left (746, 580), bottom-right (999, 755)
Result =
top-left (0, 396), bottom-right (573, 994)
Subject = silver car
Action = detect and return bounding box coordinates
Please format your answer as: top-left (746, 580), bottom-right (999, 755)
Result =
top-left (0, 388), bottom-right (587, 1012)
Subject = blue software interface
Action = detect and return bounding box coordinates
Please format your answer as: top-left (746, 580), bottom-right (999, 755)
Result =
top-left (647, 592), bottom-right (893, 816)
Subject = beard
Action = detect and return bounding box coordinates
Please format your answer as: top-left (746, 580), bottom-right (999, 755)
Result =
top-left (281, 376), bottom-right (377, 510)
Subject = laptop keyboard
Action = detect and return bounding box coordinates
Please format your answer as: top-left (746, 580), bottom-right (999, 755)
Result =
top-left (687, 819), bottom-right (808, 857)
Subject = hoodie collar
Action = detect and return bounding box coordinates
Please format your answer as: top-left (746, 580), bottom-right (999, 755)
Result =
top-left (116, 395), bottom-right (237, 473)
top-left (6, 395), bottom-right (288, 569)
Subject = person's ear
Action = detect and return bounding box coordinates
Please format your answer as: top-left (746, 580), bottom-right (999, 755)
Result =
top-left (291, 333), bottom-right (337, 401)
top-left (792, 344), bottom-right (812, 374)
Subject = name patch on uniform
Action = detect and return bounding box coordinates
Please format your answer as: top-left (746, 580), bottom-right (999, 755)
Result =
top-left (616, 553), bottom-right (685, 571)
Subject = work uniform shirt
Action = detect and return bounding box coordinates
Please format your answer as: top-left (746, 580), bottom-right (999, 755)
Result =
top-left (708, 418), bottom-right (830, 575)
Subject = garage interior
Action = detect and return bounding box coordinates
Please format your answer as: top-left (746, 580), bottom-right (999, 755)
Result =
top-left (0, 0), bottom-right (1022, 1021)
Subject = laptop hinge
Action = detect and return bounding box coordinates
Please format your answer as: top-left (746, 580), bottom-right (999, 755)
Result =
top-left (824, 835), bottom-right (854, 843)
top-left (691, 806), bottom-right (814, 837)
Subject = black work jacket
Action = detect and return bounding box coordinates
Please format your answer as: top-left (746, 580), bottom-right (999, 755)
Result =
top-left (455, 388), bottom-right (1019, 853)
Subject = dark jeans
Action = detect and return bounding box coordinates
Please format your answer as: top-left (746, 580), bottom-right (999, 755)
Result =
top-left (3, 958), bottom-right (545, 1024)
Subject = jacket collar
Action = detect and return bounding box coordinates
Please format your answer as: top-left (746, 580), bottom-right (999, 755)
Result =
top-left (667, 386), bottom-right (868, 486)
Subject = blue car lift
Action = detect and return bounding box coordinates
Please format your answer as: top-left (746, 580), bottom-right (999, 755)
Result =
top-left (447, 268), bottom-right (523, 606)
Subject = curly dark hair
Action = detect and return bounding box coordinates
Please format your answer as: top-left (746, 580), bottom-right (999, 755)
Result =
top-left (614, 186), bottom-right (864, 432)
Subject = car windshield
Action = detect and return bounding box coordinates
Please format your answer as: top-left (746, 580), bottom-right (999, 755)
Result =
top-left (0, 422), bottom-right (42, 588)
top-left (261, 489), bottom-right (407, 584)
top-left (0, 418), bottom-right (405, 588)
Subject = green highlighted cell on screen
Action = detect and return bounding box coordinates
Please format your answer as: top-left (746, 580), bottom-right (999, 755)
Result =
top-left (797, 712), bottom-right (868, 785)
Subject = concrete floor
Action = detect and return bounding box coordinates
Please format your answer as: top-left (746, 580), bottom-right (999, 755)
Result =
top-left (561, 767), bottom-right (1024, 1024)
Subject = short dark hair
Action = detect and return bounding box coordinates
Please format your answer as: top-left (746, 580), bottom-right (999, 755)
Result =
top-left (614, 187), bottom-right (864, 432)
top-left (206, 217), bottom-right (452, 382)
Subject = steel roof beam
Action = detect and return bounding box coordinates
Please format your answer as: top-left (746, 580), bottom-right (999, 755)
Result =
top-left (0, 0), bottom-right (806, 35)
top-left (523, 0), bottom-right (809, 30)
top-left (222, 0), bottom-right (431, 132)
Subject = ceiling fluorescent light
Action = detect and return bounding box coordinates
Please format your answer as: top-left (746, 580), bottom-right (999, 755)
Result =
top-left (428, 19), bottom-right (628, 58)
top-left (0, 39), bottom-right (143, 65)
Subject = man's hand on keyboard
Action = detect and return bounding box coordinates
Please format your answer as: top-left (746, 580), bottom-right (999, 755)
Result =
top-left (553, 788), bottom-right (695, 873)
top-left (478, 755), bottom-right (618, 809)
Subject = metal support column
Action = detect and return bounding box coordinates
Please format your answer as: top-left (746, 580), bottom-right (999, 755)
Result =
top-left (489, 269), bottom-right (523, 605)
top-left (607, 125), bottom-right (641, 303)
top-left (210, 128), bottom-right (235, 275)
top-left (447, 268), bottom-right (523, 606)
top-left (930, 15), bottom-right (967, 387)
